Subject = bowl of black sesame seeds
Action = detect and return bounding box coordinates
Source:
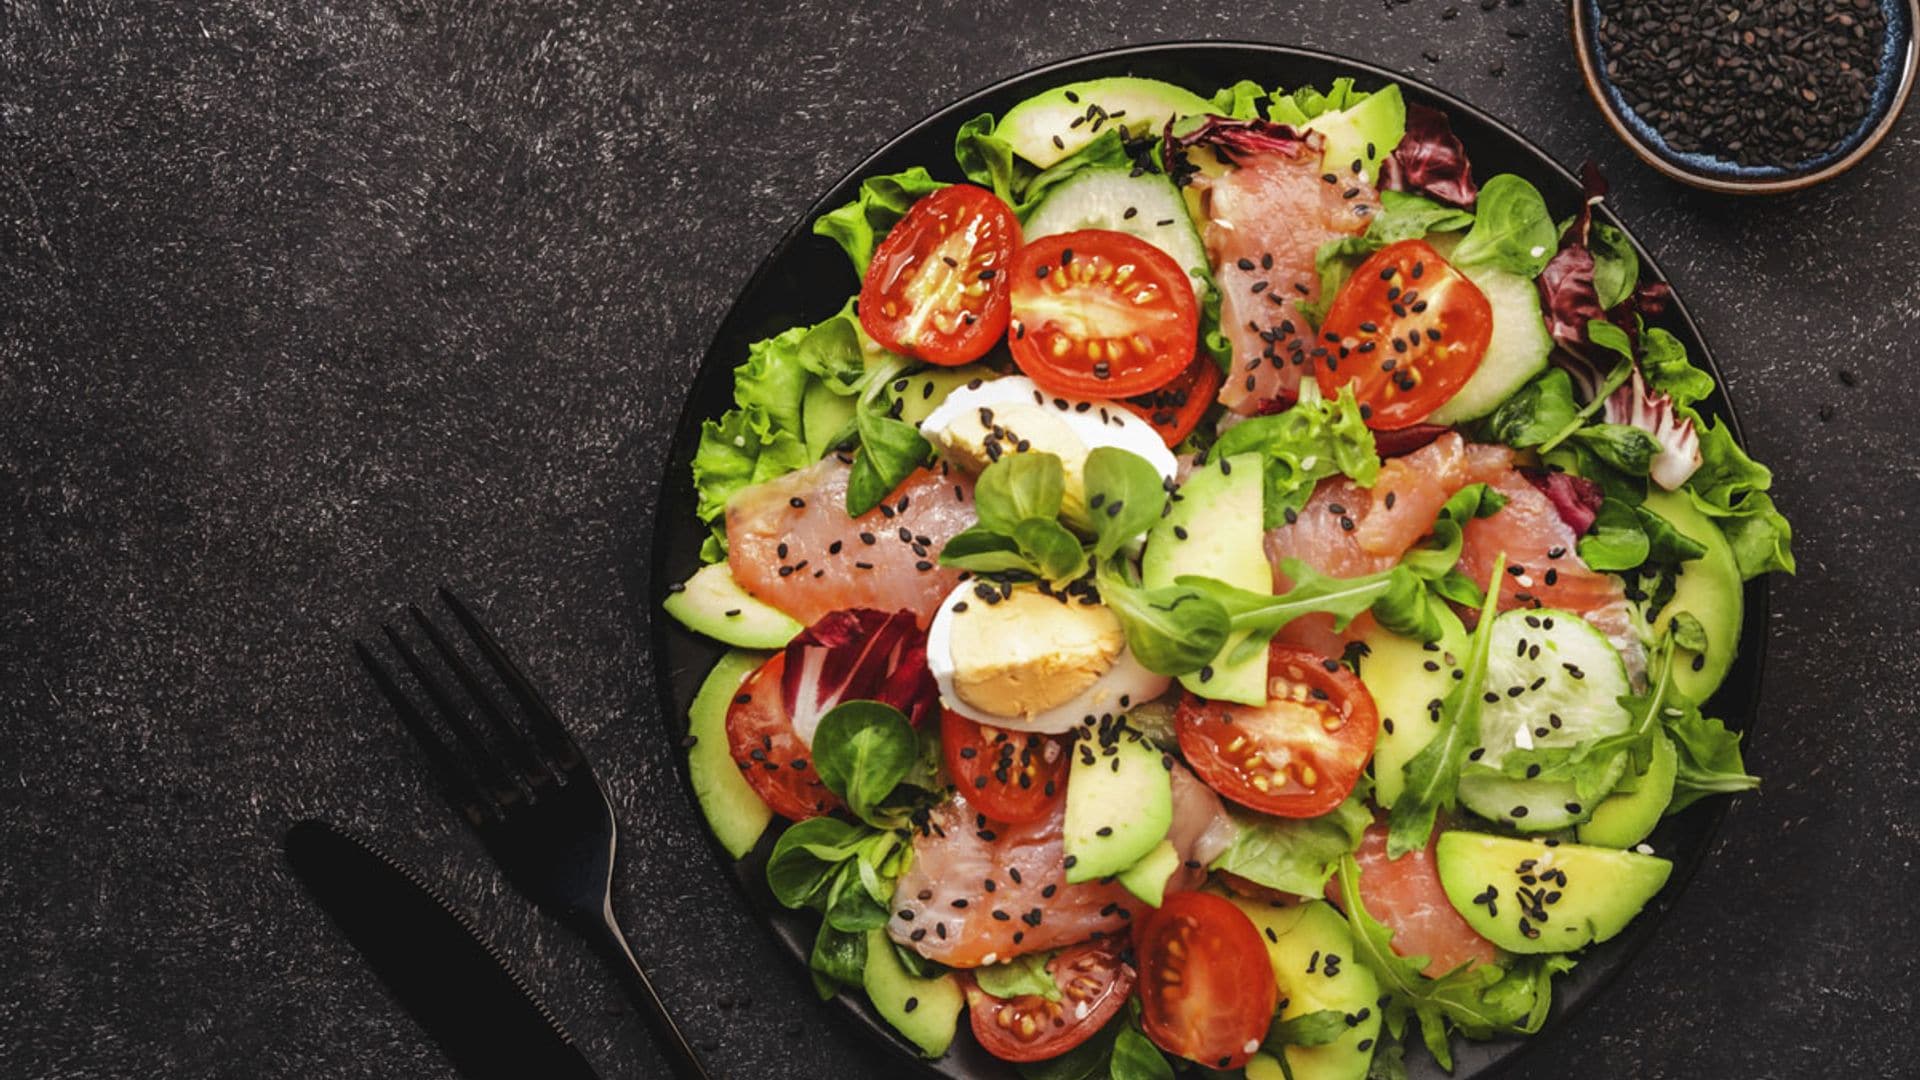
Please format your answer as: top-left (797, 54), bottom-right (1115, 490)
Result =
top-left (1571, 0), bottom-right (1919, 192)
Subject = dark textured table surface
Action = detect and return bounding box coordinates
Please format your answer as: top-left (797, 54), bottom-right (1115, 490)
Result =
top-left (4, 3), bottom-right (1916, 1078)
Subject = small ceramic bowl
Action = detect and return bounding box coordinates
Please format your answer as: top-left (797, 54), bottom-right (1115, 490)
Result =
top-left (1570, 0), bottom-right (1919, 193)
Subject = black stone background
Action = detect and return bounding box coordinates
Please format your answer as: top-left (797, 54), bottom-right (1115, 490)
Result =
top-left (2, 2), bottom-right (1916, 1078)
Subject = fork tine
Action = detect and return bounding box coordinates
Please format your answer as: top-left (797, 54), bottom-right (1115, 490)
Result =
top-left (354, 640), bottom-right (500, 822)
top-left (437, 587), bottom-right (584, 770)
top-left (380, 623), bottom-right (527, 801)
top-left (408, 603), bottom-right (553, 787)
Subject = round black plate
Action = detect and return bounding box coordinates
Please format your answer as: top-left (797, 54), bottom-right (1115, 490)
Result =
top-left (647, 41), bottom-right (1769, 1080)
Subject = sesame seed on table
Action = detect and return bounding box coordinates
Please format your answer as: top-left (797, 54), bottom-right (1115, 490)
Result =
top-left (0, 1), bottom-right (1915, 1079)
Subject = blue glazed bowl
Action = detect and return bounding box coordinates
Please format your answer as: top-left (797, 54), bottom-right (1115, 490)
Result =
top-left (1570, 0), bottom-right (1919, 192)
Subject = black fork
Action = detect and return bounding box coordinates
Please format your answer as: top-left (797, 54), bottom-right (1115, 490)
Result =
top-left (356, 588), bottom-right (711, 1080)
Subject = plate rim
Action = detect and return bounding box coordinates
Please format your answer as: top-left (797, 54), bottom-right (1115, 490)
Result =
top-left (644, 39), bottom-right (1770, 1079)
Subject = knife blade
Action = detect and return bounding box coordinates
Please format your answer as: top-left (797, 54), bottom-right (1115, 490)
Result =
top-left (285, 819), bottom-right (600, 1080)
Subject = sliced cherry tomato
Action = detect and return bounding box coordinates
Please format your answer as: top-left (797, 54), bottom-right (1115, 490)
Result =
top-left (1315, 238), bottom-right (1493, 430)
top-left (1135, 891), bottom-right (1277, 1070)
top-left (966, 940), bottom-right (1135, 1062)
top-left (940, 711), bottom-right (1067, 825)
top-left (858, 184), bottom-right (1020, 365)
top-left (1121, 353), bottom-right (1222, 446)
top-left (724, 652), bottom-right (840, 820)
top-left (1008, 230), bottom-right (1198, 398)
top-left (1176, 644), bottom-right (1378, 818)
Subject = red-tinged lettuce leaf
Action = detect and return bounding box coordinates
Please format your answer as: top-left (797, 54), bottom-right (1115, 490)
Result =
top-left (1374, 423), bottom-right (1452, 459)
top-left (1605, 369), bottom-right (1702, 490)
top-left (781, 608), bottom-right (938, 746)
top-left (1539, 164), bottom-right (1673, 365)
top-left (1164, 115), bottom-right (1314, 179)
top-left (1380, 104), bottom-right (1478, 208)
top-left (1522, 468), bottom-right (1604, 536)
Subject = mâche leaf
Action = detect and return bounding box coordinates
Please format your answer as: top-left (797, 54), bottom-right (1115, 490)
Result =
top-left (811, 701), bottom-right (922, 827)
top-left (1084, 446), bottom-right (1172, 559)
top-left (1450, 174), bottom-right (1556, 278)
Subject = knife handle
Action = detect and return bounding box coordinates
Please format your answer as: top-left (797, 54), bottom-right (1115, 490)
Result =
top-left (572, 909), bottom-right (714, 1080)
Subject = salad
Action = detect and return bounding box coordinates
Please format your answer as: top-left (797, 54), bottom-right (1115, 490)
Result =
top-left (665, 71), bottom-right (1793, 1079)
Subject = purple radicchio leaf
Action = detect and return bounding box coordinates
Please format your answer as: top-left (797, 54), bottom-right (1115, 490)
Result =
top-left (1380, 104), bottom-right (1479, 207)
top-left (1521, 468), bottom-right (1604, 536)
top-left (1604, 369), bottom-right (1702, 490)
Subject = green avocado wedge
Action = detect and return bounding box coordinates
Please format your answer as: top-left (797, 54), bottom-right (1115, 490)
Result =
top-left (862, 929), bottom-right (964, 1058)
top-left (998, 76), bottom-right (1214, 168)
top-left (1577, 732), bottom-right (1679, 849)
top-left (686, 650), bottom-right (774, 859)
top-left (1435, 831), bottom-right (1671, 954)
top-left (1233, 897), bottom-right (1383, 1080)
top-left (664, 562), bottom-right (804, 649)
top-left (1643, 489), bottom-right (1743, 705)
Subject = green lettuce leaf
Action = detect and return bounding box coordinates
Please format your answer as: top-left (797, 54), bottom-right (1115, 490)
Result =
top-left (1209, 386), bottom-right (1379, 528)
top-left (813, 167), bottom-right (949, 276)
top-left (973, 952), bottom-right (1061, 1002)
top-left (1209, 78), bottom-right (1271, 120)
top-left (1208, 786), bottom-right (1371, 896)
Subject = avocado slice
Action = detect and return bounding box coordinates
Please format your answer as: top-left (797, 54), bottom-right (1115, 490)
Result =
top-left (1300, 85), bottom-right (1407, 188)
top-left (686, 650), bottom-right (774, 859)
top-left (998, 76), bottom-right (1214, 168)
top-left (1115, 837), bottom-right (1181, 907)
top-left (1577, 732), bottom-right (1678, 849)
top-left (1143, 452), bottom-right (1270, 705)
top-left (1357, 607), bottom-right (1469, 809)
top-left (1063, 722), bottom-right (1172, 883)
top-left (1642, 489), bottom-right (1743, 704)
top-left (891, 365), bottom-right (995, 427)
top-left (663, 562), bottom-right (803, 649)
top-left (1232, 897), bottom-right (1382, 1080)
top-left (1435, 831), bottom-right (1672, 954)
top-left (861, 929), bottom-right (964, 1058)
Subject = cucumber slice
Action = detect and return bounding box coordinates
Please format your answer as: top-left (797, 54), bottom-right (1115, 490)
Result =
top-left (1022, 167), bottom-right (1210, 304)
top-left (1425, 233), bottom-right (1554, 425)
top-left (1456, 609), bottom-right (1633, 832)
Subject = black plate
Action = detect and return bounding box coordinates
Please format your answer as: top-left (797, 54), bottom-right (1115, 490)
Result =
top-left (647, 42), bottom-right (1769, 1080)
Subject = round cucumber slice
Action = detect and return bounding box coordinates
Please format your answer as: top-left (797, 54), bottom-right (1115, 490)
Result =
top-left (1425, 232), bottom-right (1554, 425)
top-left (1021, 167), bottom-right (1210, 304)
top-left (1457, 608), bottom-right (1633, 832)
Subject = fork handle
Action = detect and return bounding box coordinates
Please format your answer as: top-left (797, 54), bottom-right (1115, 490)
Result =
top-left (575, 911), bottom-right (714, 1080)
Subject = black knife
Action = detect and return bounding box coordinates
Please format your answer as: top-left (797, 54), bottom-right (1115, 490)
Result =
top-left (285, 819), bottom-right (599, 1080)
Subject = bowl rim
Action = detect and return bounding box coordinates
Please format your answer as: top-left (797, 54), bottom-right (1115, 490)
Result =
top-left (646, 38), bottom-right (1774, 1079)
top-left (1568, 0), bottom-right (1920, 194)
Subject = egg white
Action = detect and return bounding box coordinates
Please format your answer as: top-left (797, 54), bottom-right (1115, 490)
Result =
top-left (925, 580), bottom-right (1170, 735)
top-left (917, 375), bottom-right (1179, 482)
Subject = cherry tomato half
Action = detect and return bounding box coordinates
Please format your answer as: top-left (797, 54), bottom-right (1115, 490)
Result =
top-left (1008, 230), bottom-right (1198, 398)
top-left (1176, 644), bottom-right (1379, 818)
top-left (1121, 353), bottom-right (1223, 447)
top-left (966, 940), bottom-right (1135, 1062)
top-left (940, 711), bottom-right (1067, 825)
top-left (1136, 891), bottom-right (1278, 1070)
top-left (859, 184), bottom-right (1021, 365)
top-left (724, 652), bottom-right (841, 820)
top-left (1315, 238), bottom-right (1493, 430)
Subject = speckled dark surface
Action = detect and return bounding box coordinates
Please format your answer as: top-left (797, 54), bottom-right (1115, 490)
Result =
top-left (3, 3), bottom-right (1916, 1079)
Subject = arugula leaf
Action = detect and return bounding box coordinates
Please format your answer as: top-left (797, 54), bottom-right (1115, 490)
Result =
top-left (813, 167), bottom-right (948, 276)
top-left (1209, 787), bottom-right (1371, 895)
top-left (1109, 1026), bottom-right (1175, 1080)
top-left (1210, 386), bottom-right (1379, 528)
top-left (1085, 446), bottom-right (1172, 559)
top-left (1178, 558), bottom-right (1401, 665)
top-left (1386, 554), bottom-right (1504, 858)
top-left (973, 952), bottom-right (1060, 1002)
top-left (1451, 174), bottom-right (1556, 278)
top-left (1665, 706), bottom-right (1760, 813)
top-left (1368, 484), bottom-right (1503, 642)
top-left (1096, 557), bottom-right (1232, 676)
top-left (1366, 1036), bottom-right (1409, 1080)
top-left (811, 701), bottom-right (921, 827)
top-left (809, 921), bottom-right (868, 999)
top-left (1266, 1009), bottom-right (1350, 1051)
top-left (1397, 484), bottom-right (1507, 581)
top-left (1483, 368), bottom-right (1579, 449)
